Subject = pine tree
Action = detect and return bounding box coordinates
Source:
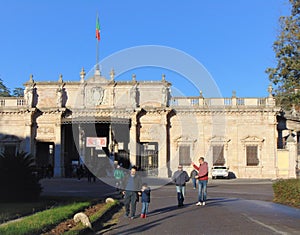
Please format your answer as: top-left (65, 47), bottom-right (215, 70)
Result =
top-left (12, 87), bottom-right (24, 97)
top-left (0, 78), bottom-right (10, 97)
top-left (266, 0), bottom-right (300, 110)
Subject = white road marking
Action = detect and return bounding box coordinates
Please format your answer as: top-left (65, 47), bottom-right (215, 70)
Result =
top-left (243, 213), bottom-right (288, 235)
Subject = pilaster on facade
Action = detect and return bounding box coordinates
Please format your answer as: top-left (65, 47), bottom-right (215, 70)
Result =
top-left (129, 111), bottom-right (138, 166)
top-left (53, 122), bottom-right (63, 177)
top-left (157, 109), bottom-right (171, 177)
top-left (286, 139), bottom-right (297, 178)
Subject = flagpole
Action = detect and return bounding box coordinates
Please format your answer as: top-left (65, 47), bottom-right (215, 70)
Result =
top-left (96, 38), bottom-right (99, 72)
top-left (95, 13), bottom-right (100, 75)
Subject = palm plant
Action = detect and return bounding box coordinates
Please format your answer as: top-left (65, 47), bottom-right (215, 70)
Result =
top-left (0, 151), bottom-right (42, 202)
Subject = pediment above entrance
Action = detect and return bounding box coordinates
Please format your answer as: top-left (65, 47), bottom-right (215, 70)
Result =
top-left (88, 74), bottom-right (111, 84)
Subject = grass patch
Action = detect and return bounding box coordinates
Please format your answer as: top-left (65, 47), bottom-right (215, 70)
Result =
top-left (0, 201), bottom-right (53, 224)
top-left (64, 200), bottom-right (119, 235)
top-left (273, 178), bottom-right (300, 208)
top-left (0, 196), bottom-right (90, 224)
top-left (0, 201), bottom-right (91, 235)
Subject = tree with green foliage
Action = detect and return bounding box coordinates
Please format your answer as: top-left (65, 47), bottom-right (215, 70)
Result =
top-left (12, 87), bottom-right (24, 97)
top-left (266, 0), bottom-right (300, 110)
top-left (0, 78), bottom-right (10, 97)
top-left (0, 151), bottom-right (42, 202)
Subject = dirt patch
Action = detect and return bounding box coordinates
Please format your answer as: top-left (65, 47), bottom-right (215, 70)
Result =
top-left (42, 203), bottom-right (106, 235)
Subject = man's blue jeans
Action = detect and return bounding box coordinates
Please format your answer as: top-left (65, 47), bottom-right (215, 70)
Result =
top-left (176, 185), bottom-right (186, 206)
top-left (198, 180), bottom-right (207, 202)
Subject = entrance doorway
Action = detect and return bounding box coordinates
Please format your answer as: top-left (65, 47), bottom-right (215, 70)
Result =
top-left (36, 141), bottom-right (54, 178)
top-left (139, 142), bottom-right (158, 176)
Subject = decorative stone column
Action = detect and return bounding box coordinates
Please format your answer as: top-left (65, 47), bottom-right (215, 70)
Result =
top-left (24, 114), bottom-right (33, 154)
top-left (286, 134), bottom-right (297, 178)
top-left (129, 114), bottom-right (137, 166)
top-left (53, 122), bottom-right (63, 177)
top-left (158, 111), bottom-right (169, 178)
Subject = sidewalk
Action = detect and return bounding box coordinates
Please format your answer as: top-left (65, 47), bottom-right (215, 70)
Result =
top-left (40, 177), bottom-right (118, 199)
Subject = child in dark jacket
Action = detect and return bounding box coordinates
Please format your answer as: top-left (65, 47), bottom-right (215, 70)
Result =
top-left (140, 183), bottom-right (151, 218)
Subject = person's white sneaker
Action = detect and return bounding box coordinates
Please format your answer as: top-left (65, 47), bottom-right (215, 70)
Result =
top-left (202, 202), bottom-right (206, 206)
top-left (196, 202), bottom-right (202, 206)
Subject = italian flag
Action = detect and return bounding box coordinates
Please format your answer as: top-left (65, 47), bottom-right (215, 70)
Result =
top-left (96, 15), bottom-right (101, 41)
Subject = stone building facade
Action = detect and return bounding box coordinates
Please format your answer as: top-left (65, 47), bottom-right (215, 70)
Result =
top-left (0, 69), bottom-right (299, 179)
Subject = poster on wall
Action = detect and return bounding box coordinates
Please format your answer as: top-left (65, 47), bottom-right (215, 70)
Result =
top-left (86, 137), bottom-right (107, 148)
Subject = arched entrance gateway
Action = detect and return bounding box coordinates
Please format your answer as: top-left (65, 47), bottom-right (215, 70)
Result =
top-left (27, 69), bottom-right (171, 178)
top-left (61, 117), bottom-right (131, 178)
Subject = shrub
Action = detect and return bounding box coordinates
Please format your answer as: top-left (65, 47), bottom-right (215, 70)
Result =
top-left (273, 179), bottom-right (300, 208)
top-left (0, 151), bottom-right (42, 202)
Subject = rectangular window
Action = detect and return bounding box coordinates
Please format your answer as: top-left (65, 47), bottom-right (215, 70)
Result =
top-left (246, 145), bottom-right (259, 166)
top-left (213, 145), bottom-right (225, 165)
top-left (179, 146), bottom-right (190, 166)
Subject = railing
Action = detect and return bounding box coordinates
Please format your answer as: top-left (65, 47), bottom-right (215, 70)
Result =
top-left (0, 97), bottom-right (26, 107)
top-left (170, 97), bottom-right (272, 107)
top-left (0, 96), bottom-right (273, 108)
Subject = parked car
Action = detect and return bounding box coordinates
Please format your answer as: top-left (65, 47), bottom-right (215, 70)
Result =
top-left (211, 166), bottom-right (229, 179)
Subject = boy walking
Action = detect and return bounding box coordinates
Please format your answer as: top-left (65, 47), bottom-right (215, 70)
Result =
top-left (140, 183), bottom-right (151, 218)
top-left (190, 169), bottom-right (198, 189)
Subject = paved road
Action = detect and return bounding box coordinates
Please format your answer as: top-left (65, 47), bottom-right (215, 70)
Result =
top-left (98, 179), bottom-right (300, 235)
top-left (40, 178), bottom-right (300, 234)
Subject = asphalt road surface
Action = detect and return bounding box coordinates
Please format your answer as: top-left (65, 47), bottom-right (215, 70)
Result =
top-left (98, 179), bottom-right (300, 235)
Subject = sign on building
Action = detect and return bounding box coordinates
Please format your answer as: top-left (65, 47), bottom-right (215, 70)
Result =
top-left (86, 137), bottom-right (107, 149)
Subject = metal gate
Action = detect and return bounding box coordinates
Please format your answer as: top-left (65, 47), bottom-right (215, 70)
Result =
top-left (140, 143), bottom-right (158, 176)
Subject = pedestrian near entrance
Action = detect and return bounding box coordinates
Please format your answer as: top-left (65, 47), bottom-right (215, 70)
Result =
top-left (190, 169), bottom-right (198, 189)
top-left (114, 164), bottom-right (125, 190)
top-left (139, 183), bottom-right (151, 218)
top-left (172, 165), bottom-right (190, 207)
top-left (192, 157), bottom-right (208, 206)
top-left (123, 166), bottom-right (142, 219)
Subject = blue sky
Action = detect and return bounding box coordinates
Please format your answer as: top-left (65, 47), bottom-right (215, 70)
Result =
top-left (0, 0), bottom-right (290, 98)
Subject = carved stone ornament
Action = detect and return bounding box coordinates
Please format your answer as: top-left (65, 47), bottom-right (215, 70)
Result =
top-left (86, 87), bottom-right (104, 106)
top-left (241, 136), bottom-right (264, 150)
top-left (209, 136), bottom-right (231, 150)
